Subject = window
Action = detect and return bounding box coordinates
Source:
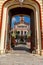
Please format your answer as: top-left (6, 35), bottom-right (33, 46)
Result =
top-left (21, 31), bottom-right (23, 35)
top-left (17, 31), bottom-right (20, 34)
top-left (24, 31), bottom-right (26, 35)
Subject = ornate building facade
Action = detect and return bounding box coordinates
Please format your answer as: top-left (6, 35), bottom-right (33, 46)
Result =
top-left (12, 16), bottom-right (30, 43)
top-left (0, 0), bottom-right (43, 55)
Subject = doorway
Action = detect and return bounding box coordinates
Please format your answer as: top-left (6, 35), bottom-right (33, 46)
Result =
top-left (8, 7), bottom-right (35, 52)
top-left (1, 0), bottom-right (41, 54)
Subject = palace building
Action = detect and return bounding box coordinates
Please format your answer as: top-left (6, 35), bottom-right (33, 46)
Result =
top-left (0, 0), bottom-right (43, 55)
top-left (11, 16), bottom-right (30, 44)
top-left (14, 17), bottom-right (30, 37)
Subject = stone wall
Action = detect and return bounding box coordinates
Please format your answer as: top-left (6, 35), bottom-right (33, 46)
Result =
top-left (0, 0), bottom-right (43, 49)
top-left (0, 0), bottom-right (43, 31)
top-left (36, 0), bottom-right (43, 49)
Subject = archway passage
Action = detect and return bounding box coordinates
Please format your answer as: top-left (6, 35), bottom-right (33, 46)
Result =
top-left (8, 7), bottom-right (35, 52)
top-left (1, 0), bottom-right (41, 54)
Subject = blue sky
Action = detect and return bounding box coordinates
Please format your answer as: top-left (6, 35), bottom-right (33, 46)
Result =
top-left (11, 15), bottom-right (30, 28)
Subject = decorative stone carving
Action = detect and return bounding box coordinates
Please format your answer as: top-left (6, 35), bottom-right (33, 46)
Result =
top-left (19, 0), bottom-right (24, 3)
top-left (18, 0), bottom-right (24, 7)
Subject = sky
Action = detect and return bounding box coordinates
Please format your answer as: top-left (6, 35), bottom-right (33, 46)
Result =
top-left (11, 15), bottom-right (30, 28)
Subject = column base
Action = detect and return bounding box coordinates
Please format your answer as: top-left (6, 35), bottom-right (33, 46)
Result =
top-left (40, 50), bottom-right (43, 55)
top-left (36, 49), bottom-right (41, 55)
top-left (36, 49), bottom-right (43, 56)
top-left (0, 49), bottom-right (5, 54)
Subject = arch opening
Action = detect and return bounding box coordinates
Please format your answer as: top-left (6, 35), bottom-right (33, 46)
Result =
top-left (0, 0), bottom-right (41, 54)
top-left (7, 7), bottom-right (35, 52)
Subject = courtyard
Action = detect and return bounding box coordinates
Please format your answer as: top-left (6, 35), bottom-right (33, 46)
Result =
top-left (0, 49), bottom-right (43, 65)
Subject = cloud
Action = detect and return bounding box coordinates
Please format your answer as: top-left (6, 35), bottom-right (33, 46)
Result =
top-left (11, 17), bottom-right (16, 28)
top-left (12, 17), bottom-right (16, 23)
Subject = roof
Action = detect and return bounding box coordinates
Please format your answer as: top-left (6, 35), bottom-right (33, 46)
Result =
top-left (14, 21), bottom-right (30, 25)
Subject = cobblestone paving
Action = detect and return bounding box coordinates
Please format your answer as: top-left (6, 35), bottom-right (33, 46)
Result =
top-left (0, 50), bottom-right (43, 65)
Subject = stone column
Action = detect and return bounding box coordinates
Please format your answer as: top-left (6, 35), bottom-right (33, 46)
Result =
top-left (1, 8), bottom-right (7, 54)
top-left (36, 9), bottom-right (41, 54)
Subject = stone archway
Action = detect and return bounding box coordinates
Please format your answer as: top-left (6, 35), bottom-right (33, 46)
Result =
top-left (1, 0), bottom-right (41, 54)
top-left (8, 7), bottom-right (35, 52)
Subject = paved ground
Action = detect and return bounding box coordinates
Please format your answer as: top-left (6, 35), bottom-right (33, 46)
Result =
top-left (0, 45), bottom-right (43, 65)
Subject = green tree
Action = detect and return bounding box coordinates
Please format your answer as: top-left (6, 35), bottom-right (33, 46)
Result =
top-left (11, 31), bottom-right (16, 38)
top-left (27, 30), bottom-right (31, 38)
